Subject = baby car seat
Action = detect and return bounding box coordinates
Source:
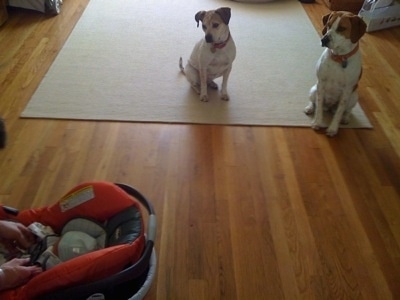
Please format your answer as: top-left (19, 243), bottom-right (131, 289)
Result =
top-left (0, 181), bottom-right (156, 300)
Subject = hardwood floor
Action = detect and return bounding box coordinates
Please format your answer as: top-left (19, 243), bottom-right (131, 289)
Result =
top-left (1, 1), bottom-right (399, 299)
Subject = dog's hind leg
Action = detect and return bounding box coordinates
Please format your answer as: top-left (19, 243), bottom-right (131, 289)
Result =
top-left (341, 92), bottom-right (358, 125)
top-left (181, 62), bottom-right (201, 94)
top-left (311, 84), bottom-right (325, 130)
top-left (327, 92), bottom-right (349, 136)
top-left (304, 84), bottom-right (317, 115)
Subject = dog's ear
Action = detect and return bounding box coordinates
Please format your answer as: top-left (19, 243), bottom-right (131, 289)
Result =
top-left (195, 11), bottom-right (206, 27)
top-left (349, 16), bottom-right (367, 43)
top-left (322, 13), bottom-right (331, 35)
top-left (322, 13), bottom-right (331, 26)
top-left (215, 7), bottom-right (231, 25)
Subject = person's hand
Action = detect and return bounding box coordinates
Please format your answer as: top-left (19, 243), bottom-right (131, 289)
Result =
top-left (0, 220), bottom-right (36, 249)
top-left (0, 258), bottom-right (42, 291)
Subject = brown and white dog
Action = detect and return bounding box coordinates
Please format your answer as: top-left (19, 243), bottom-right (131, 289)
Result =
top-left (304, 11), bottom-right (366, 136)
top-left (179, 7), bottom-right (236, 102)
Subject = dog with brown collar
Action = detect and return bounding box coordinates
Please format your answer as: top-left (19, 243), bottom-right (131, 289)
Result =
top-left (179, 7), bottom-right (236, 102)
top-left (304, 11), bottom-right (366, 136)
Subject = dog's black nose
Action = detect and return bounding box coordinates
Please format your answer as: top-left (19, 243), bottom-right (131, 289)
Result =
top-left (205, 34), bottom-right (213, 43)
top-left (321, 35), bottom-right (330, 47)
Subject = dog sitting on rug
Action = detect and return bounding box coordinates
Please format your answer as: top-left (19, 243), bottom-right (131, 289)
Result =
top-left (304, 11), bottom-right (366, 137)
top-left (179, 7), bottom-right (236, 102)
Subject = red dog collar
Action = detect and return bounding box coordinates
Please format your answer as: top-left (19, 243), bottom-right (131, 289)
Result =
top-left (330, 43), bottom-right (359, 68)
top-left (211, 34), bottom-right (231, 52)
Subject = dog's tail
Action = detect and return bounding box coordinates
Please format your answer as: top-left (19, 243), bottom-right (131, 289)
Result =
top-left (0, 118), bottom-right (6, 149)
top-left (179, 57), bottom-right (185, 75)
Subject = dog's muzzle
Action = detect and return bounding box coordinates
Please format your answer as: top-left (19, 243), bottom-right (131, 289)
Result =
top-left (321, 35), bottom-right (330, 48)
top-left (205, 34), bottom-right (213, 43)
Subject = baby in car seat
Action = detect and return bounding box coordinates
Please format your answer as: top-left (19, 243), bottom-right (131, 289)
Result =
top-left (1, 221), bottom-right (106, 271)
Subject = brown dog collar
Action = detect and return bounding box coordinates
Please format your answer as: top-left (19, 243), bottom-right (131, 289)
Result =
top-left (211, 34), bottom-right (231, 53)
top-left (330, 43), bottom-right (359, 68)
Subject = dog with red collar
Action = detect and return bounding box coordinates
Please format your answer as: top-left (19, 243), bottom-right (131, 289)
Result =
top-left (179, 7), bottom-right (236, 102)
top-left (305, 11), bottom-right (366, 137)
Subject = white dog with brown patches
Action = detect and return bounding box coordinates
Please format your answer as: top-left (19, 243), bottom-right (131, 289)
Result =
top-left (179, 7), bottom-right (236, 102)
top-left (305, 11), bottom-right (366, 137)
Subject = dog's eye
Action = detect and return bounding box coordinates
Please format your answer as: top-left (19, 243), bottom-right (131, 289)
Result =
top-left (337, 26), bottom-right (346, 32)
top-left (202, 24), bottom-right (207, 30)
top-left (212, 23), bottom-right (219, 29)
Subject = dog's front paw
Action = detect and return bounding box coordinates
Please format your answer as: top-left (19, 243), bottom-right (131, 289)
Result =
top-left (221, 93), bottom-right (230, 101)
top-left (326, 128), bottom-right (338, 137)
top-left (311, 120), bottom-right (322, 130)
top-left (200, 94), bottom-right (209, 102)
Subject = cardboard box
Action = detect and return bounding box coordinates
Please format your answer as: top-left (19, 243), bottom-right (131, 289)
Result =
top-left (0, 0), bottom-right (8, 26)
top-left (323, 0), bottom-right (365, 13)
top-left (359, 0), bottom-right (400, 32)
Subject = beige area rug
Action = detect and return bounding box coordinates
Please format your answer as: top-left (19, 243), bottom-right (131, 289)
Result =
top-left (21, 0), bottom-right (372, 128)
